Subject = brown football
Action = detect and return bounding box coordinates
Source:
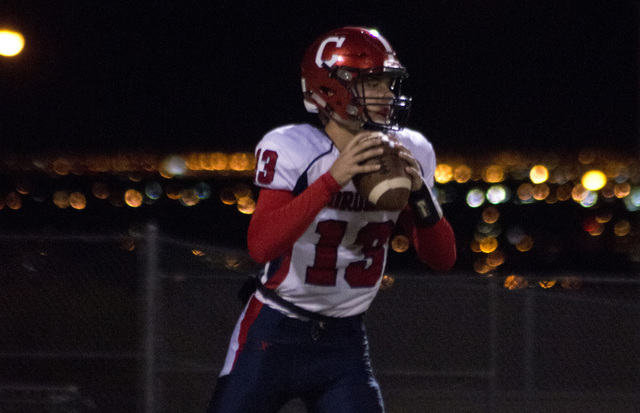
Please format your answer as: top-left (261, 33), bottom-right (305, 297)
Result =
top-left (352, 136), bottom-right (412, 211)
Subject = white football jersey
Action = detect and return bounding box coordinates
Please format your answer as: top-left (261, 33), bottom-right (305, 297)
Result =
top-left (252, 124), bottom-right (436, 318)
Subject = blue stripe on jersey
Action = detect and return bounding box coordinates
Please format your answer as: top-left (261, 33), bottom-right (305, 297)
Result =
top-left (265, 256), bottom-right (284, 281)
top-left (292, 174), bottom-right (308, 196)
top-left (292, 143), bottom-right (335, 196)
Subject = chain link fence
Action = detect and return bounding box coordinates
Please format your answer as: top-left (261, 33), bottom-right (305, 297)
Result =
top-left (1, 224), bottom-right (639, 412)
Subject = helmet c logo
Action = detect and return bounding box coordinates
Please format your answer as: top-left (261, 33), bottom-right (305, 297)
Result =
top-left (315, 36), bottom-right (346, 68)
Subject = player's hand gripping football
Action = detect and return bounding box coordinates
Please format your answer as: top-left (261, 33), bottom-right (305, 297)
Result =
top-left (387, 136), bottom-right (424, 191)
top-left (329, 132), bottom-right (385, 187)
top-left (389, 136), bottom-right (444, 225)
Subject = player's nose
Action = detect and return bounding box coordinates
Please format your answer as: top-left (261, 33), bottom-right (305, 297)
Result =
top-left (375, 84), bottom-right (393, 97)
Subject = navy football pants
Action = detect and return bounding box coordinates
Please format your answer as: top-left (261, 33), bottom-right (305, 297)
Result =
top-left (207, 297), bottom-right (384, 413)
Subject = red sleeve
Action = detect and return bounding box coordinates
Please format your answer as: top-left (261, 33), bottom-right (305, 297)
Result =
top-left (247, 172), bottom-right (342, 263)
top-left (396, 207), bottom-right (457, 272)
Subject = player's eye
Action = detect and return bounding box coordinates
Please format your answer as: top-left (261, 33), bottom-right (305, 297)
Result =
top-left (363, 79), bottom-right (391, 90)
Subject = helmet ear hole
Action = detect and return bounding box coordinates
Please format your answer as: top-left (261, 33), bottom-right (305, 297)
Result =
top-left (319, 87), bottom-right (335, 97)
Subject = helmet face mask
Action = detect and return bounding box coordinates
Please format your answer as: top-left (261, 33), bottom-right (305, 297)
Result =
top-left (352, 72), bottom-right (411, 131)
top-left (301, 27), bottom-right (412, 132)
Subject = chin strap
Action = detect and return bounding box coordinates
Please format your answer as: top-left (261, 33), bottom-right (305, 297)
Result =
top-left (409, 183), bottom-right (443, 228)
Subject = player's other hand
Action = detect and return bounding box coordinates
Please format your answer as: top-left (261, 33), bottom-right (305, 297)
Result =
top-left (388, 136), bottom-right (423, 192)
top-left (329, 131), bottom-right (385, 187)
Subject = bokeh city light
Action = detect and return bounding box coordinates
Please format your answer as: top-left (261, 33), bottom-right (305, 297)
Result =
top-left (0, 147), bottom-right (637, 290)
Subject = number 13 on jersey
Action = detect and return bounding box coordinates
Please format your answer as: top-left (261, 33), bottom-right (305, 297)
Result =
top-left (306, 220), bottom-right (394, 288)
top-left (255, 149), bottom-right (278, 185)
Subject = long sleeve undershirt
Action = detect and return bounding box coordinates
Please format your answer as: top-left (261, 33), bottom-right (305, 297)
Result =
top-left (247, 172), bottom-right (341, 264)
top-left (247, 172), bottom-right (456, 271)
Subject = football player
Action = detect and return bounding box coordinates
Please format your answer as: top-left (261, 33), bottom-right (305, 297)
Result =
top-left (208, 27), bottom-right (457, 413)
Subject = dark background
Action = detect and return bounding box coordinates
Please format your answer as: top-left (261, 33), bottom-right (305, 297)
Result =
top-left (1, 5), bottom-right (639, 411)
top-left (1, 0), bottom-right (638, 156)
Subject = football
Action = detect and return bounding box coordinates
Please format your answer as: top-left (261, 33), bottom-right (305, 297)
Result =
top-left (352, 136), bottom-right (412, 211)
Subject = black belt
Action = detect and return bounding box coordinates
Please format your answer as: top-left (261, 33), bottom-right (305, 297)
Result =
top-left (254, 277), bottom-right (364, 325)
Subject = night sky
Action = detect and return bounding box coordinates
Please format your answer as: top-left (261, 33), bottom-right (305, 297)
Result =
top-left (1, 0), bottom-right (638, 156)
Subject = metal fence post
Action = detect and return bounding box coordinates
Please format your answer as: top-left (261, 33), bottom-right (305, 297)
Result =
top-left (637, 273), bottom-right (640, 413)
top-left (141, 221), bottom-right (159, 413)
top-left (488, 275), bottom-right (499, 412)
top-left (523, 288), bottom-right (536, 413)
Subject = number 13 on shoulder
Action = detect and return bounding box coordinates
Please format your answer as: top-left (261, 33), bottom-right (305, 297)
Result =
top-left (255, 149), bottom-right (278, 185)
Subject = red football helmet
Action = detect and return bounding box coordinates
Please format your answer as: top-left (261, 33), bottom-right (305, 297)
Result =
top-left (301, 27), bottom-right (411, 132)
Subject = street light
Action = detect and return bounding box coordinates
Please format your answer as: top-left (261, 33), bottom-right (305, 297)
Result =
top-left (0, 30), bottom-right (25, 57)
